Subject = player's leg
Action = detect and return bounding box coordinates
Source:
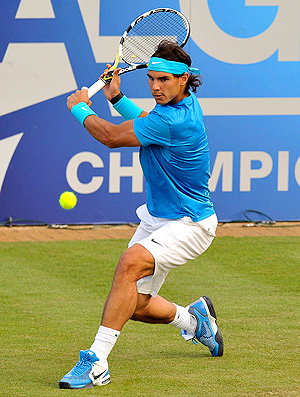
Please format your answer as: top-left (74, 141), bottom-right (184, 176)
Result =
top-left (59, 243), bottom-right (156, 389)
top-left (131, 292), bottom-right (223, 357)
top-left (130, 292), bottom-right (223, 358)
top-left (131, 293), bottom-right (176, 323)
top-left (100, 243), bottom-right (156, 330)
top-left (131, 293), bottom-right (198, 336)
top-left (59, 209), bottom-right (222, 389)
top-left (129, 211), bottom-right (223, 357)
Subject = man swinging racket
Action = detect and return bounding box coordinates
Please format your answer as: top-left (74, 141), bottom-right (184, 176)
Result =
top-left (59, 40), bottom-right (223, 390)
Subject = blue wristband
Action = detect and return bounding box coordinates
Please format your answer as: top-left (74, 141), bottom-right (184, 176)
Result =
top-left (71, 102), bottom-right (98, 126)
top-left (113, 95), bottom-right (143, 120)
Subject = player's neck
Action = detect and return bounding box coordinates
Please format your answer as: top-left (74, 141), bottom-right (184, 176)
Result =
top-left (168, 91), bottom-right (190, 105)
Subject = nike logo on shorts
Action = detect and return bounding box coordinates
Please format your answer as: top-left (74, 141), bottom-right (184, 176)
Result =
top-left (151, 238), bottom-right (162, 246)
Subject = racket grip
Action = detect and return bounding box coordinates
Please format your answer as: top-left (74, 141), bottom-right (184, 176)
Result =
top-left (87, 78), bottom-right (107, 98)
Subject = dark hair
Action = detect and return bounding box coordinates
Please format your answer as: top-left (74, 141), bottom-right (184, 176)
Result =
top-left (151, 40), bottom-right (202, 93)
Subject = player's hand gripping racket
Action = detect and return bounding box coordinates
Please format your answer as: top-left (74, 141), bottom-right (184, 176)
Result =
top-left (86, 8), bottom-right (190, 98)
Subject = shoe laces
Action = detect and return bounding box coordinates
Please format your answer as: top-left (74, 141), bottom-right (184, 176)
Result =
top-left (72, 354), bottom-right (94, 376)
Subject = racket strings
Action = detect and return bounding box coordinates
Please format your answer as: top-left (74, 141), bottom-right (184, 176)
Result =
top-left (122, 12), bottom-right (188, 65)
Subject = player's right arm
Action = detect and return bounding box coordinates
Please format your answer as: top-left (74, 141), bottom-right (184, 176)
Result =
top-left (84, 115), bottom-right (141, 148)
top-left (67, 88), bottom-right (142, 148)
top-left (84, 67), bottom-right (148, 146)
top-left (67, 64), bottom-right (148, 147)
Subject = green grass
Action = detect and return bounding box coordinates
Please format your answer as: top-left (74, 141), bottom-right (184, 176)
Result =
top-left (0, 237), bottom-right (299, 396)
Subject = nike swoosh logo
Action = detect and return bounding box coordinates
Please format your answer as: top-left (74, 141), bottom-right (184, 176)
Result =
top-left (151, 61), bottom-right (162, 64)
top-left (151, 238), bottom-right (162, 246)
top-left (93, 370), bottom-right (106, 380)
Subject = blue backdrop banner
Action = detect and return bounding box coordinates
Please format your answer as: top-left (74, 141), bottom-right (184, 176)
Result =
top-left (0, 0), bottom-right (299, 224)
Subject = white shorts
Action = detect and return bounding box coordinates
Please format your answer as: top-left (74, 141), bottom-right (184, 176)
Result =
top-left (128, 204), bottom-right (218, 297)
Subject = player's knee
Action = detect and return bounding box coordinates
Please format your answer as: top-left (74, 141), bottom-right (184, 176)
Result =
top-left (114, 251), bottom-right (142, 281)
top-left (113, 245), bottom-right (155, 284)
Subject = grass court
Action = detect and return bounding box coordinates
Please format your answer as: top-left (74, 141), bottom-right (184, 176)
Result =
top-left (1, 236), bottom-right (299, 396)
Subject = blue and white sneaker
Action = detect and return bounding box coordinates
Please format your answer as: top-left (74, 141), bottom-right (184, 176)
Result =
top-left (59, 350), bottom-right (110, 389)
top-left (181, 296), bottom-right (223, 357)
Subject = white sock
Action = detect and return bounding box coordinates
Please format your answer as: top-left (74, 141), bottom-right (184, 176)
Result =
top-left (90, 325), bottom-right (120, 362)
top-left (169, 304), bottom-right (196, 334)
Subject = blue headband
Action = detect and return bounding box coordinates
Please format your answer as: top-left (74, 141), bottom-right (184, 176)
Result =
top-left (148, 57), bottom-right (201, 75)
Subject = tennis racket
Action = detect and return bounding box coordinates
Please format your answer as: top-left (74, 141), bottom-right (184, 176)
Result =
top-left (86, 8), bottom-right (190, 98)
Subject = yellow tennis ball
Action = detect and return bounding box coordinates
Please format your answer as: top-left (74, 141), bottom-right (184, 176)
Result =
top-left (59, 191), bottom-right (77, 210)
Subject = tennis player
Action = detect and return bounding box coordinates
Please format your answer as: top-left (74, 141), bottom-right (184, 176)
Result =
top-left (59, 41), bottom-right (223, 389)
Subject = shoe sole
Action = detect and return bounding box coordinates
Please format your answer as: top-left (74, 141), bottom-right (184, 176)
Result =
top-left (59, 381), bottom-right (94, 389)
top-left (202, 296), bottom-right (223, 357)
top-left (59, 374), bottom-right (110, 389)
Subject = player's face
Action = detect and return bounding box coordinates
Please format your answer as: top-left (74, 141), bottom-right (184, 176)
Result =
top-left (147, 71), bottom-right (189, 105)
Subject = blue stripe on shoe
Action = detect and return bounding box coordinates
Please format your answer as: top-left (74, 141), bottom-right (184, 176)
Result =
top-left (188, 296), bottom-right (223, 357)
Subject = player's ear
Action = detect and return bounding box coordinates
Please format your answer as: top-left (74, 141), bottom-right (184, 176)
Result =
top-left (180, 72), bottom-right (189, 85)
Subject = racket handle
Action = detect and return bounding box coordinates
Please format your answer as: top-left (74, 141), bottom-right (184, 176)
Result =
top-left (87, 78), bottom-right (107, 98)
